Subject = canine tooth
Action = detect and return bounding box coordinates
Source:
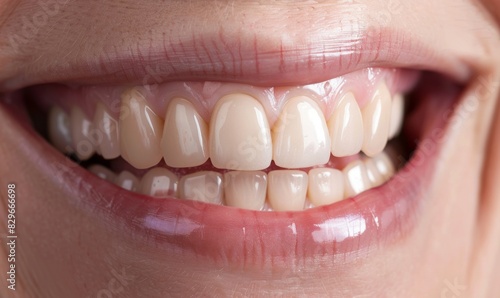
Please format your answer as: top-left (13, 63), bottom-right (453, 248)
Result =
top-left (343, 160), bottom-right (372, 198)
top-left (70, 107), bottom-right (96, 160)
top-left (327, 93), bottom-right (364, 157)
top-left (224, 171), bottom-right (267, 210)
top-left (119, 88), bottom-right (163, 169)
top-left (48, 106), bottom-right (73, 154)
top-left (93, 102), bottom-right (120, 159)
top-left (161, 98), bottom-right (209, 168)
top-left (272, 96), bottom-right (330, 168)
top-left (389, 94), bottom-right (404, 139)
top-left (88, 165), bottom-right (116, 182)
top-left (308, 168), bottom-right (344, 206)
top-left (179, 171), bottom-right (224, 204)
top-left (268, 170), bottom-right (308, 211)
top-left (362, 83), bottom-right (392, 157)
top-left (114, 171), bottom-right (139, 192)
top-left (139, 167), bottom-right (178, 197)
top-left (364, 158), bottom-right (385, 187)
top-left (209, 93), bottom-right (272, 171)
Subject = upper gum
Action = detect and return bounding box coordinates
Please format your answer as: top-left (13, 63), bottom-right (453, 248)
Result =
top-left (31, 67), bottom-right (415, 126)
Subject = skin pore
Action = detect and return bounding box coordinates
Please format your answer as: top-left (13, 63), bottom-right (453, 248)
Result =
top-left (1, 0), bottom-right (500, 297)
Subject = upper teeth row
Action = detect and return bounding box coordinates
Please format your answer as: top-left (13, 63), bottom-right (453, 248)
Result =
top-left (48, 81), bottom-right (404, 170)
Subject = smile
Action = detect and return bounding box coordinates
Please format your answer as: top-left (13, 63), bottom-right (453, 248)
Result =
top-left (0, 19), bottom-right (485, 270)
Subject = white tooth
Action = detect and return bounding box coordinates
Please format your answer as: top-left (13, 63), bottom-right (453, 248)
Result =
top-left (48, 106), bottom-right (74, 154)
top-left (327, 93), bottom-right (364, 157)
top-left (209, 93), bottom-right (272, 171)
top-left (308, 168), bottom-right (344, 206)
top-left (179, 171), bottom-right (224, 204)
top-left (267, 170), bottom-right (308, 211)
top-left (70, 106), bottom-right (96, 160)
top-left (139, 167), bottom-right (178, 198)
top-left (372, 152), bottom-right (396, 181)
top-left (272, 96), bottom-right (331, 168)
top-left (362, 82), bottom-right (392, 157)
top-left (389, 94), bottom-right (404, 139)
top-left (94, 102), bottom-right (121, 159)
top-left (88, 165), bottom-right (116, 182)
top-left (224, 171), bottom-right (267, 210)
top-left (364, 158), bottom-right (385, 187)
top-left (343, 160), bottom-right (372, 198)
top-left (119, 88), bottom-right (163, 169)
top-left (114, 171), bottom-right (139, 192)
top-left (161, 98), bottom-right (209, 168)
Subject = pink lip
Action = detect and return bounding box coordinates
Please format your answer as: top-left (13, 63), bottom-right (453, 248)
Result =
top-left (1, 83), bottom-right (452, 268)
top-left (1, 27), bottom-right (469, 91)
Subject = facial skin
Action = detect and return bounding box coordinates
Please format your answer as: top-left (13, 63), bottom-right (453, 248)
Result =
top-left (0, 1), bottom-right (500, 297)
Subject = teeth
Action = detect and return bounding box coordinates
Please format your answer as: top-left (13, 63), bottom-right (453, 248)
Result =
top-left (327, 93), bottom-right (364, 157)
top-left (179, 171), bottom-right (224, 204)
top-left (267, 170), bottom-right (308, 211)
top-left (119, 88), bottom-right (163, 169)
top-left (139, 167), bottom-right (178, 198)
top-left (48, 106), bottom-right (73, 154)
top-left (389, 94), bottom-right (404, 139)
top-left (308, 168), bottom-right (344, 206)
top-left (272, 96), bottom-right (331, 168)
top-left (114, 171), bottom-right (139, 192)
top-left (70, 107), bottom-right (96, 160)
top-left (89, 165), bottom-right (117, 182)
top-left (93, 102), bottom-right (120, 159)
top-left (209, 93), bottom-right (272, 170)
top-left (224, 171), bottom-right (267, 210)
top-left (161, 98), bottom-right (209, 168)
top-left (362, 82), bottom-right (392, 157)
top-left (343, 160), bottom-right (372, 198)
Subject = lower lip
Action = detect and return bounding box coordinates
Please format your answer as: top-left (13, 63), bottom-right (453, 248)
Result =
top-left (1, 86), bottom-right (448, 269)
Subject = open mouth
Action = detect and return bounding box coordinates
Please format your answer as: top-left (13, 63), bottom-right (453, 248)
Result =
top-left (0, 23), bottom-right (473, 268)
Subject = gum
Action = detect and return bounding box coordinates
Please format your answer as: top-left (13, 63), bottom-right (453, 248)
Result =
top-left (27, 67), bottom-right (419, 127)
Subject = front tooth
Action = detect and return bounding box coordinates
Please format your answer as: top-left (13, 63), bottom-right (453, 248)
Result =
top-left (48, 106), bottom-right (73, 154)
top-left (308, 168), bottom-right (344, 207)
top-left (119, 88), bottom-right (163, 169)
top-left (70, 107), bottom-right (96, 160)
top-left (139, 167), bottom-right (178, 197)
top-left (362, 82), bottom-right (392, 157)
top-left (88, 165), bottom-right (116, 182)
top-left (94, 102), bottom-right (120, 159)
top-left (224, 171), bottom-right (267, 210)
top-left (327, 93), bottom-right (364, 157)
top-left (209, 93), bottom-right (272, 170)
top-left (179, 171), bottom-right (224, 204)
top-left (388, 94), bottom-right (404, 139)
top-left (268, 170), bottom-right (308, 211)
top-left (343, 160), bottom-right (372, 198)
top-left (161, 98), bottom-right (209, 168)
top-left (272, 96), bottom-right (331, 168)
top-left (114, 171), bottom-right (139, 192)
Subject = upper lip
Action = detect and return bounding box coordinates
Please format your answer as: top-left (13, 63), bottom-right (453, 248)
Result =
top-left (1, 26), bottom-right (471, 91)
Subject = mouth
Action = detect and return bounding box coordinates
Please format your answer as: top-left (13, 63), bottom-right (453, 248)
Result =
top-left (0, 22), bottom-right (474, 269)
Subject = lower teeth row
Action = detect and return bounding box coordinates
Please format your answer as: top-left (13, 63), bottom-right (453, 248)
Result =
top-left (88, 151), bottom-right (396, 211)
